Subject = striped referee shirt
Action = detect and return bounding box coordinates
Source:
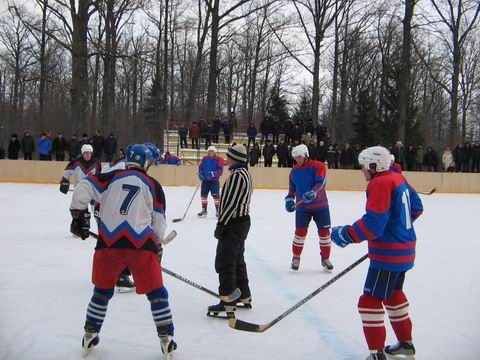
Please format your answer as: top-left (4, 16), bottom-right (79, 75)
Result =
top-left (218, 164), bottom-right (253, 225)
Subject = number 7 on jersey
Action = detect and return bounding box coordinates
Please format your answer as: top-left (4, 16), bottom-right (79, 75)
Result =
top-left (120, 184), bottom-right (140, 215)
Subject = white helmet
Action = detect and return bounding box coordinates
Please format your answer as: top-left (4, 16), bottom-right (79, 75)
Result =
top-left (81, 144), bottom-right (94, 154)
top-left (207, 145), bottom-right (217, 153)
top-left (291, 144), bottom-right (309, 158)
top-left (358, 146), bottom-right (391, 172)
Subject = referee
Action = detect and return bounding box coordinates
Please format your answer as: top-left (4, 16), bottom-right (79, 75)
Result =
top-left (207, 144), bottom-right (254, 319)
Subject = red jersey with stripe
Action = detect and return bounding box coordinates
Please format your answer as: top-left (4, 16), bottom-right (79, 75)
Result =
top-left (70, 168), bottom-right (166, 254)
top-left (347, 171), bottom-right (423, 271)
top-left (287, 159), bottom-right (329, 212)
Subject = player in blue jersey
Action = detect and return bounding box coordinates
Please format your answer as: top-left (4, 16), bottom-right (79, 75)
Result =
top-left (70, 144), bottom-right (177, 358)
top-left (197, 146), bottom-right (224, 217)
top-left (331, 146), bottom-right (423, 360)
top-left (285, 144), bottom-right (333, 272)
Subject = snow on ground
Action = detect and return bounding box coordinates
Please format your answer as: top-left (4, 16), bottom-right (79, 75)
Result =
top-left (0, 183), bottom-right (479, 360)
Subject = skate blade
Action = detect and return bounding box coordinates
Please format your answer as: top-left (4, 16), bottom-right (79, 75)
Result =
top-left (116, 286), bottom-right (135, 293)
top-left (386, 354), bottom-right (415, 360)
top-left (322, 267), bottom-right (333, 273)
top-left (206, 311), bottom-right (235, 319)
top-left (236, 303), bottom-right (252, 309)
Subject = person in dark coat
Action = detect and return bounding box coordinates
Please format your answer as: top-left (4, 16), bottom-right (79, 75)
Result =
top-left (315, 122), bottom-right (327, 146)
top-left (283, 120), bottom-right (294, 146)
top-left (453, 143), bottom-right (465, 172)
top-left (259, 117), bottom-right (270, 145)
top-left (272, 119), bottom-right (281, 145)
top-left (391, 141), bottom-right (406, 169)
top-left (423, 146), bottom-right (438, 172)
top-left (92, 130), bottom-right (104, 161)
top-left (472, 143), bottom-right (480, 173)
top-left (68, 134), bottom-right (81, 160)
top-left (305, 119), bottom-right (315, 137)
top-left (307, 139), bottom-right (317, 161)
top-left (0, 143), bottom-right (5, 159)
top-left (223, 118), bottom-right (232, 144)
top-left (316, 141), bottom-right (328, 162)
top-left (262, 140), bottom-right (276, 167)
top-left (340, 143), bottom-right (355, 169)
top-left (178, 123), bottom-right (188, 149)
top-left (464, 142), bottom-right (472, 172)
top-left (204, 122), bottom-right (213, 149)
top-left (247, 123), bottom-right (257, 148)
top-left (248, 143), bottom-right (261, 167)
top-left (8, 134), bottom-right (21, 159)
top-left (326, 145), bottom-right (337, 169)
top-left (21, 131), bottom-right (35, 160)
top-left (276, 138), bottom-right (289, 167)
top-left (104, 133), bottom-right (118, 162)
top-left (212, 115), bottom-right (222, 144)
top-left (406, 146), bottom-right (416, 171)
top-left (52, 133), bottom-right (68, 161)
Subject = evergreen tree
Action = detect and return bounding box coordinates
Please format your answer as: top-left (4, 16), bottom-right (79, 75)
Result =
top-left (266, 80), bottom-right (289, 123)
top-left (143, 75), bottom-right (164, 150)
top-left (292, 87), bottom-right (311, 124)
top-left (352, 89), bottom-right (380, 147)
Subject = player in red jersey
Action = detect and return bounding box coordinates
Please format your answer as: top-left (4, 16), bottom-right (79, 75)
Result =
top-left (331, 146), bottom-right (423, 360)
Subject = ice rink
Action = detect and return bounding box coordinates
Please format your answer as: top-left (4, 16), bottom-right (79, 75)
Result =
top-left (1, 183), bottom-right (479, 360)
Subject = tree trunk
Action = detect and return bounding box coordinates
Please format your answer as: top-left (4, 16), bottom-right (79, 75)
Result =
top-left (38, 0), bottom-right (48, 131)
top-left (206, 0), bottom-right (220, 122)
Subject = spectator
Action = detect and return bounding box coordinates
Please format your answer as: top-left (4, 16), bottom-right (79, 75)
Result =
top-left (272, 118), bottom-right (281, 145)
top-left (423, 146), bottom-right (438, 172)
top-left (262, 140), bottom-right (276, 167)
top-left (117, 148), bottom-right (125, 161)
top-left (79, 133), bottom-right (90, 147)
top-left (305, 119), bottom-right (315, 137)
top-left (353, 144), bottom-right (362, 169)
top-left (276, 138), bottom-right (289, 167)
top-left (104, 133), bottom-right (118, 162)
top-left (199, 118), bottom-right (207, 146)
top-left (315, 122), bottom-right (327, 146)
top-left (8, 134), bottom-right (21, 160)
top-left (464, 142), bottom-right (472, 172)
top-left (283, 119), bottom-right (294, 146)
top-left (324, 131), bottom-right (332, 147)
top-left (248, 143), bottom-right (261, 167)
top-left (406, 146), bottom-right (416, 171)
top-left (327, 145), bottom-right (336, 169)
top-left (0, 143), bottom-right (5, 159)
top-left (307, 138), bottom-right (317, 161)
top-left (21, 131), bottom-right (35, 160)
top-left (178, 123), bottom-right (188, 149)
top-left (472, 143), bottom-right (480, 173)
top-left (189, 121), bottom-right (200, 149)
top-left (315, 141), bottom-right (327, 162)
top-left (68, 134), bottom-right (81, 160)
top-left (260, 117), bottom-right (270, 145)
top-left (212, 115), bottom-right (222, 144)
top-left (247, 123), bottom-right (257, 148)
top-left (340, 143), bottom-right (354, 169)
top-left (52, 133), bottom-right (68, 161)
top-left (204, 122), bottom-right (213, 149)
top-left (293, 124), bottom-right (303, 143)
top-left (222, 118), bottom-right (232, 144)
top-left (36, 133), bottom-right (52, 161)
top-left (391, 141), bottom-right (406, 169)
top-left (442, 146), bottom-right (454, 172)
top-left (453, 143), bottom-right (465, 172)
top-left (415, 145), bottom-right (424, 171)
top-left (92, 130), bottom-right (104, 160)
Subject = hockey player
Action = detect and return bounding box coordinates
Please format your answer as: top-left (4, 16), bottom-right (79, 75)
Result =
top-left (69, 143), bottom-right (177, 358)
top-left (330, 146), bottom-right (423, 360)
top-left (197, 145), bottom-right (224, 217)
top-left (59, 144), bottom-right (101, 194)
top-left (207, 144), bottom-right (253, 318)
top-left (99, 142), bottom-right (162, 293)
top-left (285, 144), bottom-right (333, 272)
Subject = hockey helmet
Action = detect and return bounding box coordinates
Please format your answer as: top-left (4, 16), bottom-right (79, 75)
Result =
top-left (144, 142), bottom-right (161, 165)
top-left (291, 144), bottom-right (309, 158)
top-left (81, 144), bottom-right (94, 154)
top-left (358, 146), bottom-right (392, 173)
top-left (207, 145), bottom-right (217, 153)
top-left (126, 144), bottom-right (154, 170)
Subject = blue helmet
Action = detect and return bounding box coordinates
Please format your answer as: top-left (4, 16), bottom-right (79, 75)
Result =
top-left (126, 144), bottom-right (154, 170)
top-left (144, 142), bottom-right (161, 165)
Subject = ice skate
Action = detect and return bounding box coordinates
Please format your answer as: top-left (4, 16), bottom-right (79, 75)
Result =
top-left (291, 256), bottom-right (300, 270)
top-left (159, 335), bottom-right (177, 360)
top-left (115, 275), bottom-right (135, 293)
top-left (364, 351), bottom-right (387, 360)
top-left (321, 257), bottom-right (334, 272)
top-left (207, 301), bottom-right (236, 319)
top-left (197, 208), bottom-right (207, 217)
top-left (236, 296), bottom-right (252, 309)
top-left (82, 323), bottom-right (99, 357)
top-left (384, 341), bottom-right (416, 357)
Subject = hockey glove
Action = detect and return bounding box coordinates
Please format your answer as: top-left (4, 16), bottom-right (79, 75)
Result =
top-left (285, 197), bottom-right (295, 213)
top-left (214, 223), bottom-right (226, 240)
top-left (302, 190), bottom-right (317, 203)
top-left (207, 171), bottom-right (215, 180)
top-left (331, 226), bottom-right (354, 248)
top-left (70, 209), bottom-right (91, 240)
top-left (198, 173), bottom-right (206, 181)
top-left (59, 178), bottom-right (70, 194)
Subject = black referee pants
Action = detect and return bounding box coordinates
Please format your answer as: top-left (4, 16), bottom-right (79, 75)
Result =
top-left (215, 216), bottom-right (251, 299)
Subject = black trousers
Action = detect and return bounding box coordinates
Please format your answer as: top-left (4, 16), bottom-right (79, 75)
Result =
top-left (215, 216), bottom-right (251, 299)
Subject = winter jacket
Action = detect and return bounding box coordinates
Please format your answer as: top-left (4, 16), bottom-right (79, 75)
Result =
top-left (21, 135), bottom-right (35, 154)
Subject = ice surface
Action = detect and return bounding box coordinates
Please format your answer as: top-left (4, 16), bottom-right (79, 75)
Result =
top-left (1, 183), bottom-right (479, 360)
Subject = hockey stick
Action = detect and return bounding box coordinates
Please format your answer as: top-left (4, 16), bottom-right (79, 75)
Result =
top-left (172, 185), bottom-right (200, 223)
top-left (418, 187), bottom-right (436, 195)
top-left (228, 253), bottom-right (369, 333)
top-left (88, 231), bottom-right (218, 297)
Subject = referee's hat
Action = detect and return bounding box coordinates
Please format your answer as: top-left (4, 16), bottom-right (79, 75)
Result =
top-left (226, 144), bottom-right (247, 163)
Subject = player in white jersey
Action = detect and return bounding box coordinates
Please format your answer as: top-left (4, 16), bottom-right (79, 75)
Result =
top-left (70, 143), bottom-right (177, 358)
top-left (59, 144), bottom-right (101, 194)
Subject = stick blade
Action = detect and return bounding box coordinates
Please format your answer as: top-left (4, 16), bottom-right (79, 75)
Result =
top-left (228, 318), bottom-right (267, 333)
top-left (172, 218), bottom-right (182, 223)
top-left (430, 187), bottom-right (437, 195)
